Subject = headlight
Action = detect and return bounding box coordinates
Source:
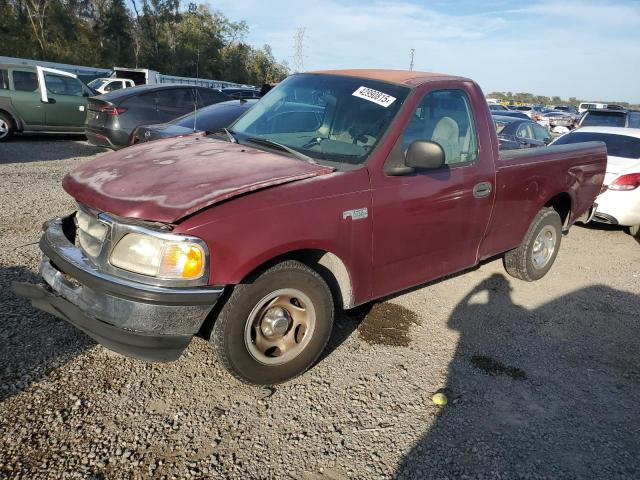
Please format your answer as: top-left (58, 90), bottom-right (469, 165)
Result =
top-left (109, 232), bottom-right (206, 280)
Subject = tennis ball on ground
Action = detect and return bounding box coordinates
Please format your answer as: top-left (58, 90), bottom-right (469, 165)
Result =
top-left (432, 392), bottom-right (448, 406)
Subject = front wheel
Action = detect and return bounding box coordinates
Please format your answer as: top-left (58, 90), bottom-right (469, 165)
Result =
top-left (211, 260), bottom-right (334, 385)
top-left (0, 113), bottom-right (14, 142)
top-left (504, 207), bottom-right (562, 281)
top-left (627, 224), bottom-right (640, 238)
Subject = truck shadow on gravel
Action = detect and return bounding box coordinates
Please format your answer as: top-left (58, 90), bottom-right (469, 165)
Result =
top-left (0, 266), bottom-right (92, 401)
top-left (396, 274), bottom-right (640, 479)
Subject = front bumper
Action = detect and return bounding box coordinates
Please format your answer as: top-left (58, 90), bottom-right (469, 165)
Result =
top-left (12, 217), bottom-right (223, 362)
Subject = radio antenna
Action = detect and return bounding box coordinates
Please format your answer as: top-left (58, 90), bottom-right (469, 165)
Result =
top-left (193, 47), bottom-right (200, 133)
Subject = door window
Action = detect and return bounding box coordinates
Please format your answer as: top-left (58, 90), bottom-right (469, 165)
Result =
top-left (0, 70), bottom-right (8, 89)
top-left (44, 73), bottom-right (84, 96)
top-left (516, 124), bottom-right (534, 139)
top-left (532, 124), bottom-right (551, 143)
top-left (402, 89), bottom-right (478, 166)
top-left (123, 91), bottom-right (157, 109)
top-left (104, 81), bottom-right (124, 92)
top-left (157, 88), bottom-right (194, 109)
top-left (12, 71), bottom-right (38, 92)
top-left (196, 88), bottom-right (228, 107)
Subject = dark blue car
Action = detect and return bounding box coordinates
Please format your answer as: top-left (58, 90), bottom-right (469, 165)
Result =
top-left (131, 99), bottom-right (257, 144)
top-left (493, 115), bottom-right (552, 150)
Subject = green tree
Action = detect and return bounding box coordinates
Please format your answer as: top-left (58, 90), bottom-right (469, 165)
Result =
top-left (97, 0), bottom-right (134, 67)
top-left (0, 0), bottom-right (288, 84)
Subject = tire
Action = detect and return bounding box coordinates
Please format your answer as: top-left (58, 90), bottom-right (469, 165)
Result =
top-left (0, 112), bottom-right (14, 142)
top-left (211, 260), bottom-right (334, 385)
top-left (503, 207), bottom-right (562, 282)
top-left (628, 224), bottom-right (640, 238)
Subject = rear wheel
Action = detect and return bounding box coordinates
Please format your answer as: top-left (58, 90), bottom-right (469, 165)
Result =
top-left (504, 207), bottom-right (562, 281)
top-left (0, 113), bottom-right (14, 142)
top-left (211, 260), bottom-right (334, 385)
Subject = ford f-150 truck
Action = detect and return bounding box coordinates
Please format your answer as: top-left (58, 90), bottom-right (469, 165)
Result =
top-left (13, 70), bottom-right (607, 385)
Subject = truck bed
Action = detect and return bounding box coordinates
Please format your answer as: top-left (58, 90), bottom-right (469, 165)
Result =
top-left (480, 141), bottom-right (607, 259)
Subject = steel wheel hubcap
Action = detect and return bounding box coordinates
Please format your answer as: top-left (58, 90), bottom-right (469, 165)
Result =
top-left (0, 120), bottom-right (8, 137)
top-left (532, 225), bottom-right (556, 269)
top-left (245, 288), bottom-right (316, 365)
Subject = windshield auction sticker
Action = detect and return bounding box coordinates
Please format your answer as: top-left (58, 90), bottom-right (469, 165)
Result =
top-left (352, 86), bottom-right (396, 108)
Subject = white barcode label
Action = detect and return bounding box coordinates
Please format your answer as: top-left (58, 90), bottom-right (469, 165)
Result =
top-left (352, 86), bottom-right (396, 108)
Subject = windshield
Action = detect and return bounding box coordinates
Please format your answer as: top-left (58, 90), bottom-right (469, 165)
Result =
top-left (88, 79), bottom-right (107, 89)
top-left (172, 104), bottom-right (245, 131)
top-left (553, 132), bottom-right (640, 159)
top-left (230, 73), bottom-right (410, 167)
top-left (581, 111), bottom-right (626, 127)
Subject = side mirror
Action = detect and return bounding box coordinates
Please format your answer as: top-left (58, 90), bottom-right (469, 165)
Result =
top-left (405, 140), bottom-right (445, 170)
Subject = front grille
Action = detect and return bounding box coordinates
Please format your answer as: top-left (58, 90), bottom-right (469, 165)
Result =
top-left (76, 208), bottom-right (108, 258)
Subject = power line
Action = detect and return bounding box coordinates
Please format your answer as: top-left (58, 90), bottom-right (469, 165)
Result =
top-left (293, 27), bottom-right (306, 73)
top-left (409, 48), bottom-right (415, 71)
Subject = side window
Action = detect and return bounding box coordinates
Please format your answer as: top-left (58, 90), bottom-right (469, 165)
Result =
top-left (628, 112), bottom-right (640, 129)
top-left (12, 71), bottom-right (38, 92)
top-left (44, 73), bottom-right (83, 96)
top-left (122, 91), bottom-right (157, 109)
top-left (157, 88), bottom-right (194, 109)
top-left (0, 69), bottom-right (8, 89)
top-left (196, 88), bottom-right (227, 107)
top-left (104, 81), bottom-right (123, 92)
top-left (516, 124), bottom-right (534, 139)
top-left (532, 124), bottom-right (550, 142)
top-left (402, 89), bottom-right (478, 166)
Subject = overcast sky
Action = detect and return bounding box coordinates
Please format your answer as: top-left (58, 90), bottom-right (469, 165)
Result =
top-left (212, 0), bottom-right (640, 103)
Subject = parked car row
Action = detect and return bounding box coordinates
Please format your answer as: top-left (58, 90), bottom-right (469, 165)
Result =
top-left (551, 127), bottom-right (640, 236)
top-left (85, 84), bottom-right (233, 149)
top-left (131, 99), bottom-right (257, 144)
top-left (0, 62), bottom-right (260, 145)
top-left (489, 98), bottom-right (640, 238)
top-left (488, 99), bottom-right (640, 134)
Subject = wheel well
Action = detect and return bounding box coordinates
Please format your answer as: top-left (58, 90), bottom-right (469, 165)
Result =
top-left (0, 109), bottom-right (18, 130)
top-left (545, 193), bottom-right (571, 227)
top-left (241, 249), bottom-right (354, 310)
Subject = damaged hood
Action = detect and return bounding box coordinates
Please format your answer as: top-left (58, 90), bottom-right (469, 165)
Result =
top-left (64, 136), bottom-right (334, 223)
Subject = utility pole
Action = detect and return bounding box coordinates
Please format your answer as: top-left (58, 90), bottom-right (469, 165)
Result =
top-left (293, 27), bottom-right (306, 73)
top-left (409, 48), bottom-right (415, 71)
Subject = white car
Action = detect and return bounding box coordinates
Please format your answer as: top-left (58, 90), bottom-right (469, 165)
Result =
top-left (87, 77), bottom-right (135, 94)
top-left (551, 126), bottom-right (640, 237)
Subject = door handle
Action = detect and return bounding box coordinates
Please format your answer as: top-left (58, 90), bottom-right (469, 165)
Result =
top-left (473, 181), bottom-right (492, 198)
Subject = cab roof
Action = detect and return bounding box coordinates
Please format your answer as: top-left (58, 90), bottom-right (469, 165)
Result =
top-left (309, 69), bottom-right (469, 87)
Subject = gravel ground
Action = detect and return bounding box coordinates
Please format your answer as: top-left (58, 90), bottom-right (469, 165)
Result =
top-left (1, 137), bottom-right (640, 479)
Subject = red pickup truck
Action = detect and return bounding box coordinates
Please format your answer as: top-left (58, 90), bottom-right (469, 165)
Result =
top-left (14, 70), bottom-right (607, 385)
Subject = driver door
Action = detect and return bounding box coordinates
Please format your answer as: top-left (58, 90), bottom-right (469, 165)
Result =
top-left (370, 88), bottom-right (495, 297)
